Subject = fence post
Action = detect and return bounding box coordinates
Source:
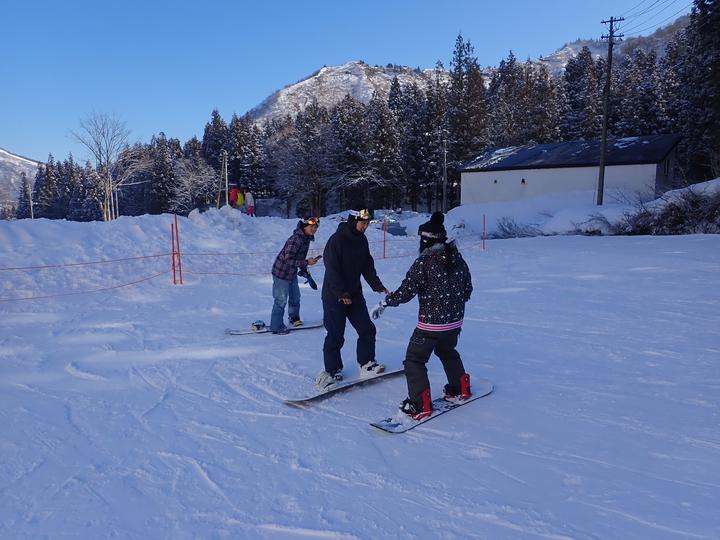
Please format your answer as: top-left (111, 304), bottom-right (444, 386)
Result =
top-left (482, 214), bottom-right (486, 251)
top-left (174, 214), bottom-right (184, 285)
top-left (171, 223), bottom-right (177, 284)
top-left (383, 215), bottom-right (387, 259)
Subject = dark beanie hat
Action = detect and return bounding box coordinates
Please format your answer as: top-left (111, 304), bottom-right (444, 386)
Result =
top-left (421, 219), bottom-right (447, 246)
top-left (430, 211), bottom-right (444, 225)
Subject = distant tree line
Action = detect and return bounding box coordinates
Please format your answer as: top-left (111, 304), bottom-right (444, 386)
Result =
top-left (16, 0), bottom-right (719, 220)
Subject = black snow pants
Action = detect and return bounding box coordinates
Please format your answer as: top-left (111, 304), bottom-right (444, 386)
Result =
top-left (322, 296), bottom-right (376, 374)
top-left (403, 328), bottom-right (465, 404)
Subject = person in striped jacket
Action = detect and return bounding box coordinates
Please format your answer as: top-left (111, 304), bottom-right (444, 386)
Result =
top-left (371, 218), bottom-right (473, 419)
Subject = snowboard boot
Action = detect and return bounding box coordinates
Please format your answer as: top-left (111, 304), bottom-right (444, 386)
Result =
top-left (251, 320), bottom-right (266, 332)
top-left (443, 373), bottom-right (472, 402)
top-left (289, 318), bottom-right (303, 328)
top-left (271, 327), bottom-right (290, 335)
top-left (400, 388), bottom-right (432, 420)
top-left (359, 361), bottom-right (386, 379)
top-left (315, 369), bottom-right (342, 391)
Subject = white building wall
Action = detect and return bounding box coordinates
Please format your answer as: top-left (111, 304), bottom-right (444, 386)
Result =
top-left (461, 164), bottom-right (658, 205)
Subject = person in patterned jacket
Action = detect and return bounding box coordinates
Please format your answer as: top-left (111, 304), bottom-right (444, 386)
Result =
top-left (269, 217), bottom-right (321, 334)
top-left (371, 218), bottom-right (473, 419)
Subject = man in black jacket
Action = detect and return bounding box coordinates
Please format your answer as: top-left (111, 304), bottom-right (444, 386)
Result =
top-left (315, 205), bottom-right (389, 390)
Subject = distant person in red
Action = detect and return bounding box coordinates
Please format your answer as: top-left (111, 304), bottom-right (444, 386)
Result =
top-left (229, 184), bottom-right (242, 209)
top-left (244, 188), bottom-right (255, 216)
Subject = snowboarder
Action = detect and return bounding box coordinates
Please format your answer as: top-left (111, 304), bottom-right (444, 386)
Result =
top-left (418, 211), bottom-right (444, 254)
top-left (371, 217), bottom-right (473, 420)
top-left (315, 204), bottom-right (389, 389)
top-left (270, 217), bottom-right (321, 334)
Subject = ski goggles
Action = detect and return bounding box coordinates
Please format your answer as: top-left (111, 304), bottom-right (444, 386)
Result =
top-left (349, 208), bottom-right (372, 220)
top-left (304, 217), bottom-right (320, 227)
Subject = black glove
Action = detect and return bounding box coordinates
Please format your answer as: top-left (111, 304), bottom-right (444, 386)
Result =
top-left (305, 272), bottom-right (318, 290)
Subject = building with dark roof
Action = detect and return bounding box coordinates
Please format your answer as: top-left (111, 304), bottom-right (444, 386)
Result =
top-left (460, 134), bottom-right (681, 205)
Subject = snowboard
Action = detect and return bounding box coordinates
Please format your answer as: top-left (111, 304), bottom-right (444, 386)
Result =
top-left (285, 367), bottom-right (405, 404)
top-left (370, 378), bottom-right (494, 433)
top-left (225, 322), bottom-right (323, 336)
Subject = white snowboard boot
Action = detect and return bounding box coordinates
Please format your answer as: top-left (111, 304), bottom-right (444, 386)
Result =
top-left (314, 369), bottom-right (342, 390)
top-left (359, 361), bottom-right (386, 379)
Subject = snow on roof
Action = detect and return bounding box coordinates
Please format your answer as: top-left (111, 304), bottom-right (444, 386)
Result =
top-left (462, 134), bottom-right (681, 172)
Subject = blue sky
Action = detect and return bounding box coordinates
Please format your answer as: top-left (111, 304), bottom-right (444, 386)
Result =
top-left (2, 0), bottom-right (692, 162)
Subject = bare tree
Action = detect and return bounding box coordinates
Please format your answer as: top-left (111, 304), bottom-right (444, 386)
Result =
top-left (70, 112), bottom-right (130, 220)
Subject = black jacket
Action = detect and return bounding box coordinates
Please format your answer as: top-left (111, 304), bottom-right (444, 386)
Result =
top-left (385, 242), bottom-right (472, 331)
top-left (322, 221), bottom-right (385, 302)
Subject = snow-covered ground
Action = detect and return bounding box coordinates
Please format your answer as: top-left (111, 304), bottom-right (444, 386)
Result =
top-left (1, 195), bottom-right (719, 539)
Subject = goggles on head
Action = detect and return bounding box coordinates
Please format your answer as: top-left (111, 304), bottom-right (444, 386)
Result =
top-left (304, 217), bottom-right (320, 227)
top-left (349, 208), bottom-right (372, 220)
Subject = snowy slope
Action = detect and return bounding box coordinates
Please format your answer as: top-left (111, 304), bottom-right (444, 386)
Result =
top-left (0, 147), bottom-right (40, 213)
top-left (248, 60), bottom-right (445, 124)
top-left (540, 15), bottom-right (689, 75)
top-left (248, 16), bottom-right (689, 126)
top-left (1, 195), bottom-right (719, 538)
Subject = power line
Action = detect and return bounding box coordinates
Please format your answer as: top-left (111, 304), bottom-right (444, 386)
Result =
top-left (623, 0), bottom-right (666, 21)
top-left (624, 3), bottom-right (694, 36)
top-left (620, 0), bottom-right (686, 33)
top-left (620, 0), bottom-right (654, 18)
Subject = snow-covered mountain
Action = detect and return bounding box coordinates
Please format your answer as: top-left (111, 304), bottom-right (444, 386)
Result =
top-left (0, 147), bottom-right (40, 215)
top-left (539, 15), bottom-right (689, 75)
top-left (248, 60), bottom-right (444, 124)
top-left (248, 17), bottom-right (689, 125)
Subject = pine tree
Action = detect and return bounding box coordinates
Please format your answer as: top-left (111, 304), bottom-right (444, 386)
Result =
top-left (148, 133), bottom-right (178, 214)
top-left (388, 76), bottom-right (403, 117)
top-left (560, 46), bottom-right (603, 140)
top-left (396, 82), bottom-right (431, 211)
top-left (487, 51), bottom-right (523, 146)
top-left (201, 110), bottom-right (229, 172)
top-left (447, 34), bottom-right (488, 206)
top-left (683, 0), bottom-right (720, 179)
top-left (367, 89), bottom-right (403, 209)
top-left (33, 155), bottom-right (59, 219)
top-left (275, 102), bottom-right (331, 216)
top-left (16, 172), bottom-right (32, 219)
top-left (423, 66), bottom-right (449, 211)
top-left (526, 62), bottom-right (561, 143)
top-left (67, 161), bottom-right (103, 221)
top-left (659, 30), bottom-right (689, 137)
top-left (327, 94), bottom-right (371, 209)
top-left (614, 49), bottom-right (665, 137)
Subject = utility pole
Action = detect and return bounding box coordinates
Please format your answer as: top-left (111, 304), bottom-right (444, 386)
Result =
top-left (216, 150), bottom-right (229, 208)
top-left (223, 150), bottom-right (229, 206)
top-left (442, 136), bottom-right (448, 213)
top-left (596, 15), bottom-right (624, 205)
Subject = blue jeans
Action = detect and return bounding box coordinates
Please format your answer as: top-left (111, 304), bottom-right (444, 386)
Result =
top-left (271, 276), bottom-right (300, 332)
